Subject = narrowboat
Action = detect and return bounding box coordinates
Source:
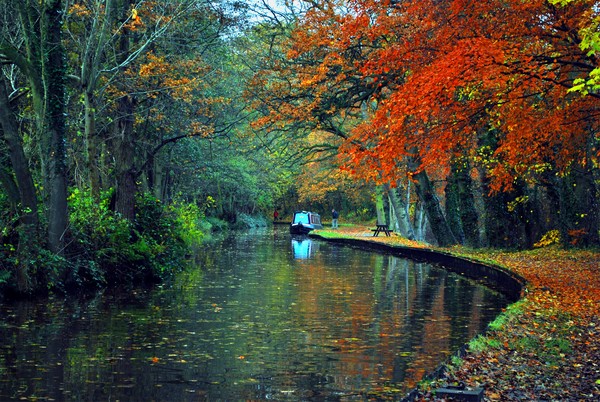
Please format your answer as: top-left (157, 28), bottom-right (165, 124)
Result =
top-left (289, 211), bottom-right (323, 235)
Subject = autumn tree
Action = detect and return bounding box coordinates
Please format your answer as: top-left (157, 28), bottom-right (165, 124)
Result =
top-left (264, 0), bottom-right (598, 247)
top-left (356, 0), bottom-right (600, 247)
top-left (247, 1), bottom-right (458, 243)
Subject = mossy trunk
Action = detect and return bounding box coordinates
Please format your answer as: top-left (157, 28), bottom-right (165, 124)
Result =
top-left (113, 96), bottom-right (137, 221)
top-left (375, 185), bottom-right (386, 225)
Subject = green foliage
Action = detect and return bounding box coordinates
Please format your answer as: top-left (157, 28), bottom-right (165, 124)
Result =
top-left (0, 189), bottom-right (212, 294)
top-left (344, 207), bottom-right (376, 223)
top-left (0, 235), bottom-right (67, 295)
top-left (313, 229), bottom-right (354, 239)
top-left (487, 300), bottom-right (526, 331)
top-left (450, 355), bottom-right (463, 368)
top-left (468, 334), bottom-right (502, 352)
top-left (168, 198), bottom-right (208, 248)
top-left (549, 0), bottom-right (600, 96)
top-left (235, 213), bottom-right (268, 229)
top-left (131, 192), bottom-right (188, 277)
top-left (67, 189), bottom-right (188, 288)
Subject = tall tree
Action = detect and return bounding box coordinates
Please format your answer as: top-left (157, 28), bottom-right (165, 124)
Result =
top-left (0, 0), bottom-right (68, 290)
top-left (0, 78), bottom-right (38, 229)
top-left (0, 77), bottom-right (40, 292)
top-left (1, 0), bottom-right (69, 254)
top-left (44, 0), bottom-right (69, 253)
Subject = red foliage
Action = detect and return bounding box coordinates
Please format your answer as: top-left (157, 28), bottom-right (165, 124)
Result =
top-left (268, 0), bottom-right (599, 191)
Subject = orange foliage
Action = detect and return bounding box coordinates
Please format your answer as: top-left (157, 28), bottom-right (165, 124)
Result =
top-left (481, 248), bottom-right (600, 320)
top-left (256, 0), bottom-right (600, 191)
top-left (68, 3), bottom-right (92, 18)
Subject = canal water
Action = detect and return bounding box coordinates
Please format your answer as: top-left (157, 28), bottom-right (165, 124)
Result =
top-left (0, 227), bottom-right (508, 401)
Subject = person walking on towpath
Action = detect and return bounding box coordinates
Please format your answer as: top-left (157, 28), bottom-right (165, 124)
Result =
top-left (331, 209), bottom-right (339, 229)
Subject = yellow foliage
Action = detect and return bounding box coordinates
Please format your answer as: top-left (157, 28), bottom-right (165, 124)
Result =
top-left (68, 4), bottom-right (92, 18)
top-left (533, 229), bottom-right (560, 248)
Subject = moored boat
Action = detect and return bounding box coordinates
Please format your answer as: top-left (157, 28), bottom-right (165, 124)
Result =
top-left (289, 211), bottom-right (323, 235)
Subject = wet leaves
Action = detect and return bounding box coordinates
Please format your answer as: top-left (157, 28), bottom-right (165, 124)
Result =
top-left (431, 251), bottom-right (599, 400)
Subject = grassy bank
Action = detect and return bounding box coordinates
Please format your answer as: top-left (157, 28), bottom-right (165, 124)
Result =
top-left (313, 226), bottom-right (600, 401)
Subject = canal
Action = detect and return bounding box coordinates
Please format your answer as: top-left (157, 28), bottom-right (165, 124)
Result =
top-left (0, 226), bottom-right (508, 400)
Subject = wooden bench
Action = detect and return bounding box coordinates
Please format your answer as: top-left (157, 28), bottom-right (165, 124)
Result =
top-left (371, 224), bottom-right (393, 237)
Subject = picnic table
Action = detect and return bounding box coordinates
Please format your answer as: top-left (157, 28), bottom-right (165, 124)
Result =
top-left (371, 224), bottom-right (393, 237)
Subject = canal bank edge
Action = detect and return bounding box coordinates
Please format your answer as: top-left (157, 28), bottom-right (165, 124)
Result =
top-left (309, 232), bottom-right (528, 400)
top-left (309, 233), bottom-right (526, 302)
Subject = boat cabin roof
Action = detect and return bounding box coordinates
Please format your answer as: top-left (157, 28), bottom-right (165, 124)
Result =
top-left (292, 211), bottom-right (321, 225)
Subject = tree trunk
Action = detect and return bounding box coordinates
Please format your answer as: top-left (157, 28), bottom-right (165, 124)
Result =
top-left (84, 90), bottom-right (102, 200)
top-left (0, 164), bottom-right (20, 209)
top-left (79, 0), bottom-right (115, 200)
top-left (0, 40), bottom-right (41, 293)
top-left (113, 95), bottom-right (137, 220)
top-left (445, 171), bottom-right (465, 244)
top-left (111, 0), bottom-right (137, 220)
top-left (375, 185), bottom-right (386, 225)
top-left (44, 0), bottom-right (69, 254)
top-left (449, 159), bottom-right (480, 248)
top-left (385, 183), bottom-right (415, 239)
top-left (412, 169), bottom-right (457, 246)
top-left (414, 200), bottom-right (427, 241)
top-left (0, 79), bottom-right (40, 292)
top-left (0, 78), bottom-right (39, 227)
top-left (456, 166), bottom-right (480, 248)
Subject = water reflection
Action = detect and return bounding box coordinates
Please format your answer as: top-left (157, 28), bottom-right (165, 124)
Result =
top-left (0, 227), bottom-right (508, 401)
top-left (291, 236), bottom-right (319, 259)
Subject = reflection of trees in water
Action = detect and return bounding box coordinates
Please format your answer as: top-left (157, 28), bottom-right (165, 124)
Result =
top-left (285, 251), bottom-right (505, 393)
top-left (369, 256), bottom-right (504, 388)
top-left (0, 232), bottom-right (506, 399)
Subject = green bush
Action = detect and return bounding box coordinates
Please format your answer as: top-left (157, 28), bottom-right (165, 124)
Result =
top-left (132, 192), bottom-right (187, 277)
top-left (0, 189), bottom-right (208, 294)
top-left (67, 189), bottom-right (188, 288)
top-left (168, 200), bottom-right (206, 247)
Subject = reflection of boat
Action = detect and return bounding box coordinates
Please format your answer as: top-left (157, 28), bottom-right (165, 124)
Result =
top-left (292, 237), bottom-right (315, 259)
top-left (289, 211), bottom-right (323, 235)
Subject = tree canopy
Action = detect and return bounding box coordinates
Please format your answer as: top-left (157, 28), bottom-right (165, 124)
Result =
top-left (250, 0), bottom-right (599, 247)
